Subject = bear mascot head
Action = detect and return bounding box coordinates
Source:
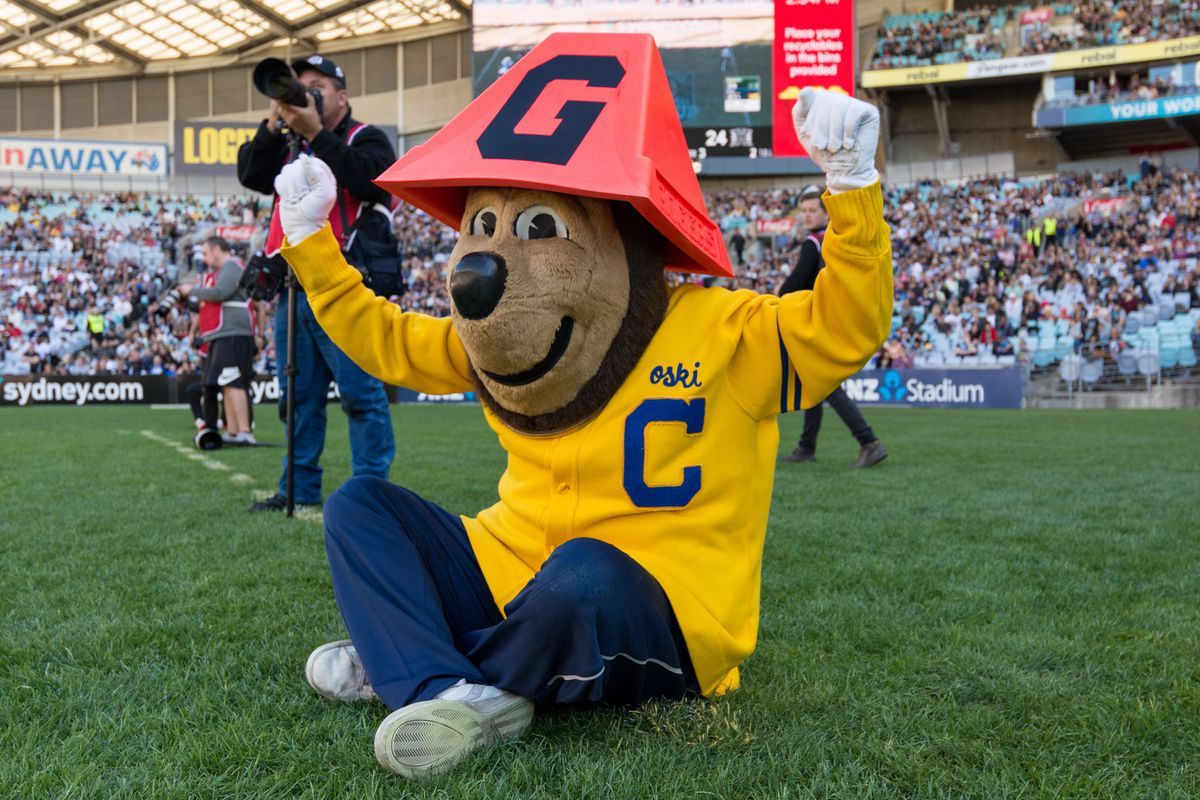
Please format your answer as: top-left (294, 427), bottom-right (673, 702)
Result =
top-left (375, 33), bottom-right (732, 433)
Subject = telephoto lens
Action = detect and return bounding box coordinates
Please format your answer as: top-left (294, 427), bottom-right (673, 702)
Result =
top-left (156, 287), bottom-right (182, 316)
top-left (253, 58), bottom-right (309, 107)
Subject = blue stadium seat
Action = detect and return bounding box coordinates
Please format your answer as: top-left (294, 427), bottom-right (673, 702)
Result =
top-left (1160, 338), bottom-right (1179, 369)
top-left (1118, 350), bottom-right (1139, 379)
top-left (1055, 335), bottom-right (1073, 361)
top-left (1138, 351), bottom-right (1161, 380)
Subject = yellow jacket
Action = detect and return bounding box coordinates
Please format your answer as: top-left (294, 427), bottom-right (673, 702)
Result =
top-left (282, 183), bottom-right (893, 696)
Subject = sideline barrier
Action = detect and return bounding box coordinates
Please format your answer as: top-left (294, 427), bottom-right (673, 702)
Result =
top-left (0, 375), bottom-right (477, 407)
top-left (841, 367), bottom-right (1024, 409)
top-left (863, 35), bottom-right (1200, 89)
top-left (1, 370), bottom-right (1021, 409)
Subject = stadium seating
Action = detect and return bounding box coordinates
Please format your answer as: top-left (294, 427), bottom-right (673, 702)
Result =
top-left (871, 1), bottom-right (1200, 71)
top-left (5, 166), bottom-right (1200, 381)
top-left (1021, 0), bottom-right (1200, 56)
top-left (871, 7), bottom-right (1005, 70)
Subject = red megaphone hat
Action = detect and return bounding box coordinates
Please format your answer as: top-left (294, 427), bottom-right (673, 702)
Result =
top-left (374, 32), bottom-right (732, 277)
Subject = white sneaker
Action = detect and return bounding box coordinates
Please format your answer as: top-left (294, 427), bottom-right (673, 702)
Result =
top-left (221, 431), bottom-right (258, 446)
top-left (305, 640), bottom-right (376, 702)
top-left (373, 682), bottom-right (534, 778)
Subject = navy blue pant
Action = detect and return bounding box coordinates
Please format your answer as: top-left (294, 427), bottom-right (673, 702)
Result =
top-left (275, 288), bottom-right (394, 504)
top-left (323, 476), bottom-right (699, 710)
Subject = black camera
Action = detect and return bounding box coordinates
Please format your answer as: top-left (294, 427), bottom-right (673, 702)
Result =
top-left (253, 58), bottom-right (324, 122)
top-left (156, 286), bottom-right (199, 317)
top-left (240, 250), bottom-right (288, 301)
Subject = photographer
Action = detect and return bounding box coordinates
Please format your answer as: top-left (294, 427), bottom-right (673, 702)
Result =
top-left (176, 236), bottom-right (256, 447)
top-left (237, 54), bottom-right (396, 512)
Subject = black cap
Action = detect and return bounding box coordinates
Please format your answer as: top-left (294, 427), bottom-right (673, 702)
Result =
top-left (292, 54), bottom-right (346, 88)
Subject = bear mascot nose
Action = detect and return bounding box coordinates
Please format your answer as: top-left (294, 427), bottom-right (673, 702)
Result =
top-left (450, 252), bottom-right (508, 320)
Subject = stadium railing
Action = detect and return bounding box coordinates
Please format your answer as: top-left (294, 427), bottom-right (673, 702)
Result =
top-left (1049, 307), bottom-right (1200, 393)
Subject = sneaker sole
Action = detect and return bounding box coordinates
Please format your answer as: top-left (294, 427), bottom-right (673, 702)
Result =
top-left (373, 696), bottom-right (534, 778)
top-left (305, 640), bottom-right (375, 702)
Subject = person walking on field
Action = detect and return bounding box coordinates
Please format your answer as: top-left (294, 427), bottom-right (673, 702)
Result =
top-left (778, 185), bottom-right (888, 468)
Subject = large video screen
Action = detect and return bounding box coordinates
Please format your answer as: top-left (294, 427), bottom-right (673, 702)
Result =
top-left (473, 0), bottom-right (777, 159)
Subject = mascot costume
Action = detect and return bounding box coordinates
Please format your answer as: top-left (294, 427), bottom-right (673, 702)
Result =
top-left (274, 33), bottom-right (892, 778)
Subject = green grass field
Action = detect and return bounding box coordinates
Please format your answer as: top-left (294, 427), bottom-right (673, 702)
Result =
top-left (1, 405), bottom-right (1197, 799)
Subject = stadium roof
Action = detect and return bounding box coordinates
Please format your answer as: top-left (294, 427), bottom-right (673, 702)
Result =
top-left (0, 0), bottom-right (469, 72)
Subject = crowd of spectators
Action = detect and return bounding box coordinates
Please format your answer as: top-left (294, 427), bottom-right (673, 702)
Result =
top-left (0, 188), bottom-right (471, 379)
top-left (706, 165), bottom-right (1200, 371)
top-left (1045, 71), bottom-right (1195, 110)
top-left (1022, 0), bottom-right (1200, 55)
top-left (6, 164), bottom-right (1200, 381)
top-left (867, 165), bottom-right (1200, 369)
top-left (0, 189), bottom-right (263, 377)
top-left (870, 0), bottom-right (1200, 72)
top-left (871, 6), bottom-right (1004, 70)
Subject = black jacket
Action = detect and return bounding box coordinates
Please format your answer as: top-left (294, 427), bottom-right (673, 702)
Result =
top-left (236, 108), bottom-right (394, 208)
top-left (237, 108), bottom-right (400, 289)
top-left (779, 226), bottom-right (826, 296)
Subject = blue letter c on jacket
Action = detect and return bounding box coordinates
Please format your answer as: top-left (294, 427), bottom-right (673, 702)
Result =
top-left (623, 398), bottom-right (705, 508)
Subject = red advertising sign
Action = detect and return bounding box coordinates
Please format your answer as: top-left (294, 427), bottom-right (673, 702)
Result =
top-left (1081, 197), bottom-right (1130, 216)
top-left (1019, 7), bottom-right (1053, 26)
top-left (772, 0), bottom-right (856, 157)
top-left (216, 225), bottom-right (255, 242)
top-left (756, 217), bottom-right (797, 236)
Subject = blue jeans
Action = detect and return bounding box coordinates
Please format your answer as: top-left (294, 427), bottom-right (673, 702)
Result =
top-left (323, 477), bottom-right (700, 710)
top-left (274, 288), bottom-right (394, 504)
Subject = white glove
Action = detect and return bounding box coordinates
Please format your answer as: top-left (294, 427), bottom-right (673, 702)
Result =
top-left (273, 154), bottom-right (337, 244)
top-left (792, 88), bottom-right (881, 194)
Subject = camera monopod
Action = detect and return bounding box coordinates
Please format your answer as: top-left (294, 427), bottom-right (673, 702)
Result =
top-left (281, 137), bottom-right (303, 518)
top-left (252, 58), bottom-right (327, 518)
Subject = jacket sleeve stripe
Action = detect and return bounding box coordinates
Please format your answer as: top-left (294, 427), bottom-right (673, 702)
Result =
top-left (777, 327), bottom-right (789, 414)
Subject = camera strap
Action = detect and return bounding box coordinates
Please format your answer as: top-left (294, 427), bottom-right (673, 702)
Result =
top-left (335, 121), bottom-right (373, 252)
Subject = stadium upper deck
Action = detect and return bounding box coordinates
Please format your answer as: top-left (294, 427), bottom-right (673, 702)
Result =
top-left (863, 0), bottom-right (1200, 90)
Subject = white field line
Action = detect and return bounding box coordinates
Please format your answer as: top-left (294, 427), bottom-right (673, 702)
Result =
top-left (138, 429), bottom-right (320, 523)
top-left (141, 430), bottom-right (226, 472)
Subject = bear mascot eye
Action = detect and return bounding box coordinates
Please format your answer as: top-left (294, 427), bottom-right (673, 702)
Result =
top-left (514, 206), bottom-right (568, 241)
top-left (471, 207), bottom-right (498, 237)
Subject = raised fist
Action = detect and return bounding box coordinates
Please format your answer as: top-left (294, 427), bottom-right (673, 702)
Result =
top-left (273, 154), bottom-right (337, 245)
top-left (792, 88), bottom-right (881, 194)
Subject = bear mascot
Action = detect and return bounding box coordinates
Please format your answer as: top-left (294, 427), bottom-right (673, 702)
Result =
top-left (273, 33), bottom-right (892, 778)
